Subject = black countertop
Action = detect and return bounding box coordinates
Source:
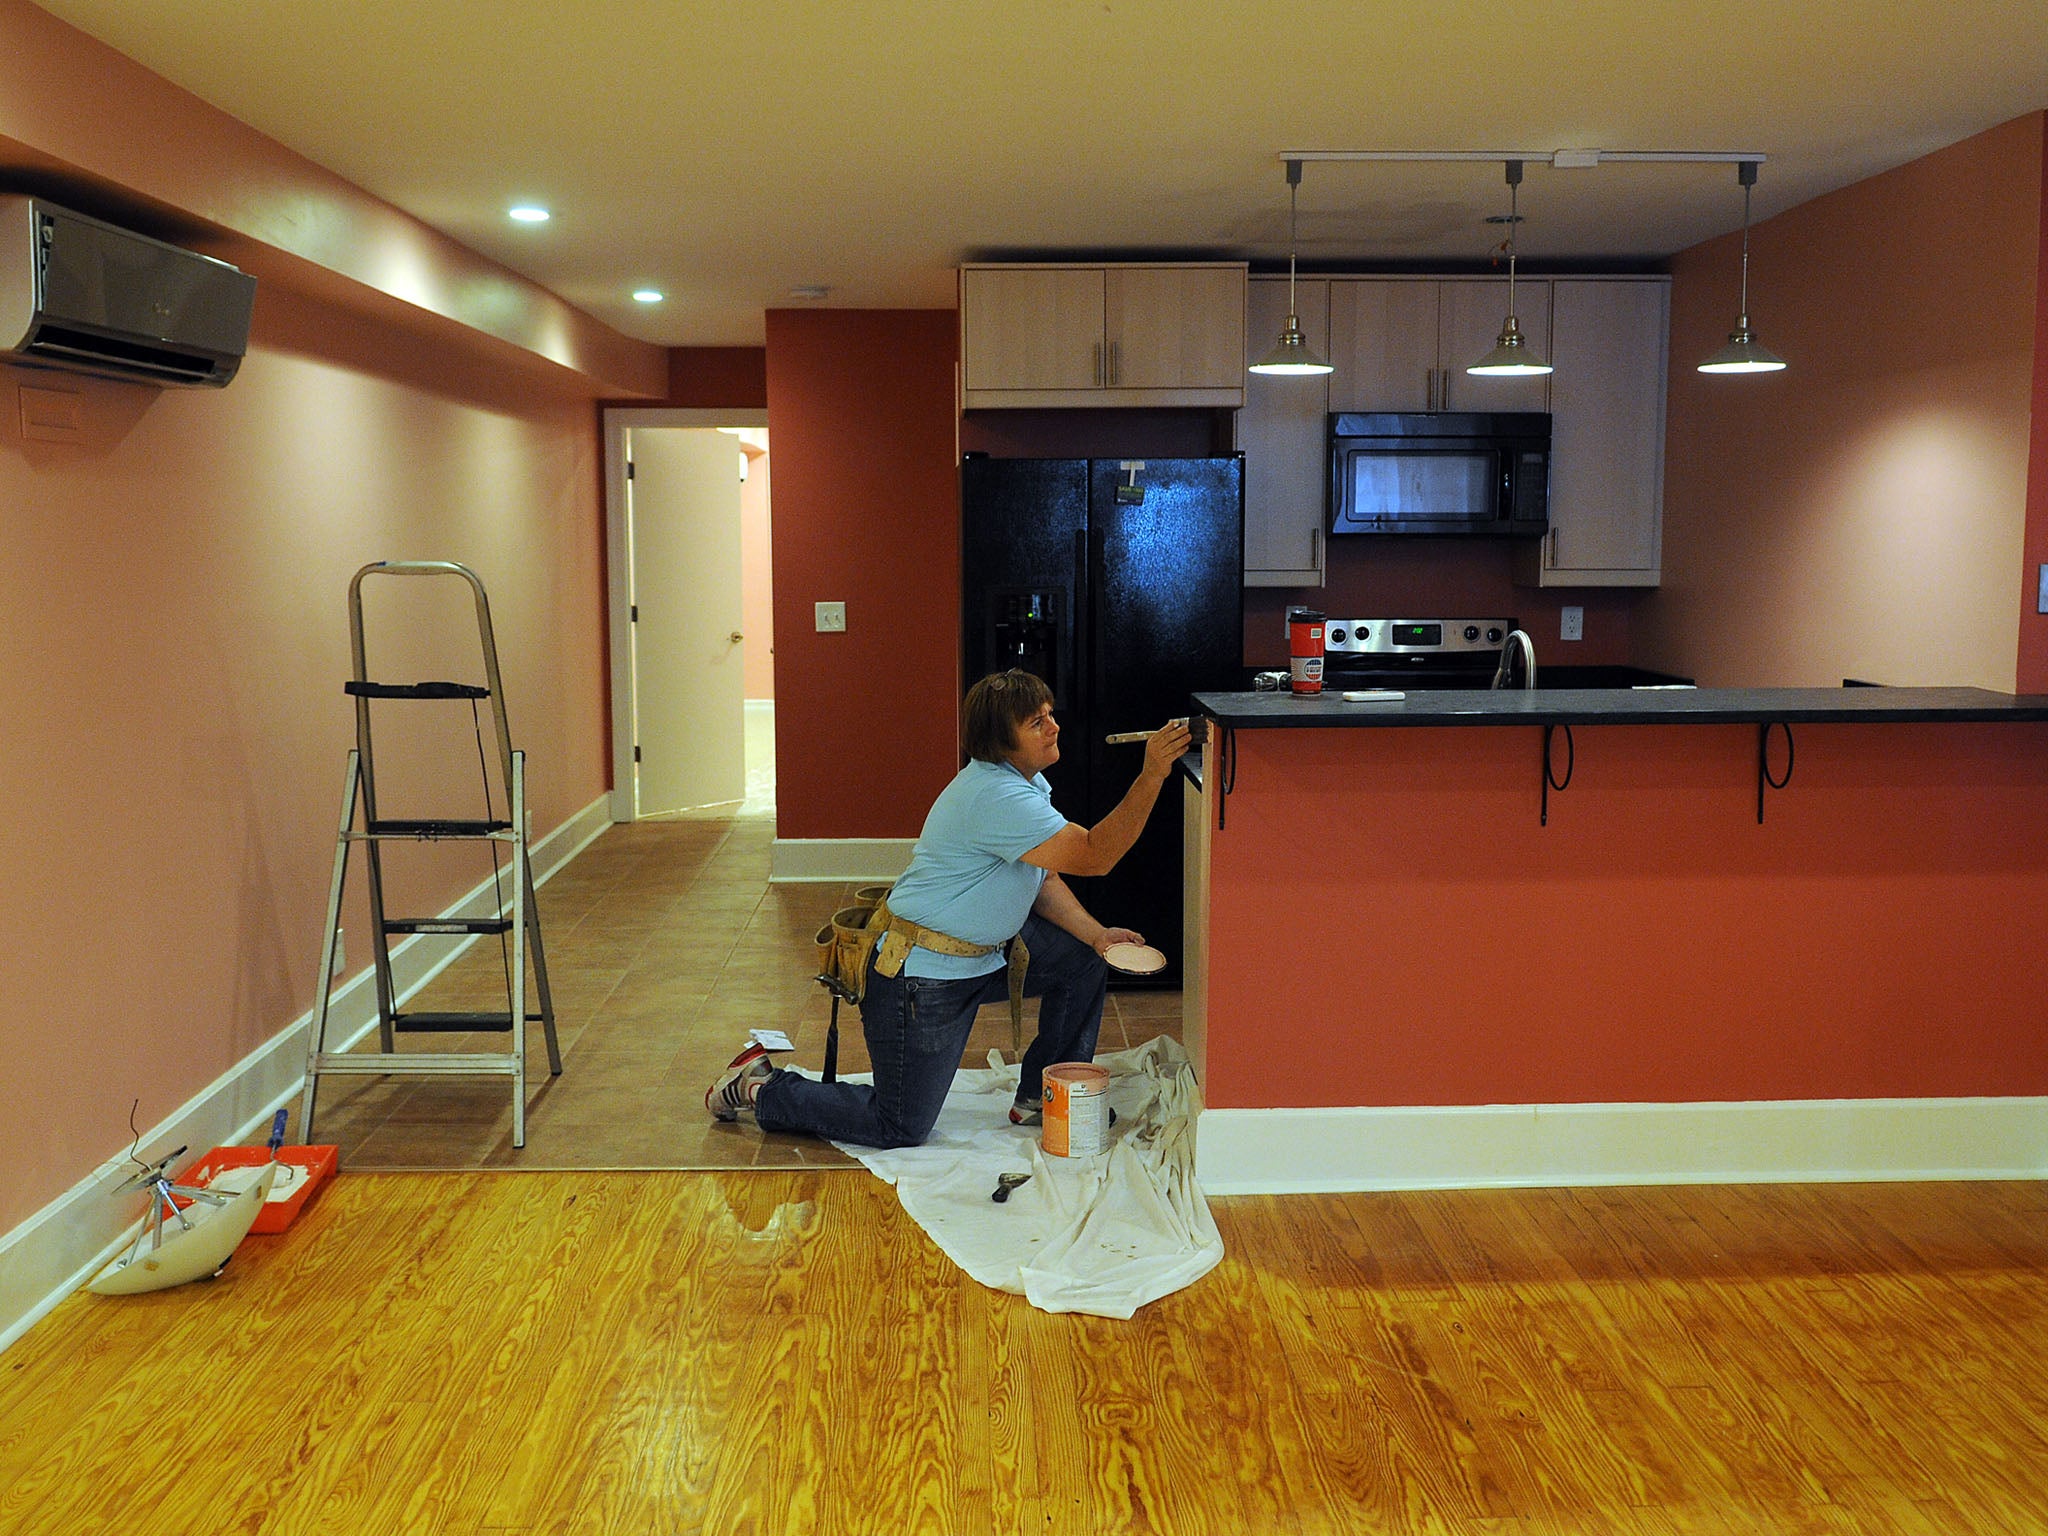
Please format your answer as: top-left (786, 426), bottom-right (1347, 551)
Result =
top-left (1193, 686), bottom-right (2048, 729)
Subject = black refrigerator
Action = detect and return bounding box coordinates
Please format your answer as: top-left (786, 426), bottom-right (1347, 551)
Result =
top-left (961, 454), bottom-right (1244, 988)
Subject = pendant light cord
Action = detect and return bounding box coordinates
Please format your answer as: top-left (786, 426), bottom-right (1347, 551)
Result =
top-left (1285, 158), bottom-right (1303, 320)
top-left (1505, 162), bottom-right (1520, 319)
top-left (1738, 173), bottom-right (1753, 327)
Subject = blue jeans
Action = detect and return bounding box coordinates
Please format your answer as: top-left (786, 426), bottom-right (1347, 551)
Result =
top-left (755, 913), bottom-right (1108, 1149)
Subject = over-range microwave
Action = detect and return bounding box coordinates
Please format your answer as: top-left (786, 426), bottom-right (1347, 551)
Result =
top-left (1328, 411), bottom-right (1550, 537)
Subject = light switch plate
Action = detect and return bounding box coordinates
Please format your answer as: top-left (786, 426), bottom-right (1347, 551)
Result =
top-left (815, 601), bottom-right (846, 633)
top-left (1560, 605), bottom-right (1585, 641)
top-left (2038, 564), bottom-right (2047, 614)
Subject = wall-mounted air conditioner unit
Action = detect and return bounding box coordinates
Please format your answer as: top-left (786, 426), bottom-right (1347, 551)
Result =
top-left (0, 195), bottom-right (256, 388)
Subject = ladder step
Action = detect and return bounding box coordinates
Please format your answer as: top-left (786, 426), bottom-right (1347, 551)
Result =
top-left (313, 1052), bottom-right (522, 1076)
top-left (345, 680), bottom-right (491, 700)
top-left (365, 818), bottom-right (513, 838)
top-left (382, 917), bottom-right (514, 936)
top-left (392, 1011), bottom-right (547, 1033)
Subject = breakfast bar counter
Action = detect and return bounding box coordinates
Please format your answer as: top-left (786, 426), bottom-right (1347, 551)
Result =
top-left (1179, 687), bottom-right (2048, 1193)
top-left (1195, 684), bottom-right (2048, 728)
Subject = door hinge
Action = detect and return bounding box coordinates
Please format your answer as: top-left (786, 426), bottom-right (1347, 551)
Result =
top-left (625, 460), bottom-right (635, 479)
top-left (633, 745), bottom-right (642, 764)
top-left (630, 604), bottom-right (638, 622)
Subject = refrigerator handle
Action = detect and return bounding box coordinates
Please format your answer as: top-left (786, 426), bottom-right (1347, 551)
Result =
top-left (1084, 525), bottom-right (1106, 725)
top-left (1071, 527), bottom-right (1092, 721)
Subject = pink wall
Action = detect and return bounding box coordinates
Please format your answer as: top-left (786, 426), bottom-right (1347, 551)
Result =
top-left (741, 443), bottom-right (776, 699)
top-left (1643, 114), bottom-right (2044, 690)
top-left (0, 288), bottom-right (611, 1237)
top-left (764, 310), bottom-right (961, 839)
top-left (0, 2), bottom-right (620, 1238)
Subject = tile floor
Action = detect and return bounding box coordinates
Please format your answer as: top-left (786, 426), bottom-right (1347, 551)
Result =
top-left (311, 731), bottom-right (1184, 1170)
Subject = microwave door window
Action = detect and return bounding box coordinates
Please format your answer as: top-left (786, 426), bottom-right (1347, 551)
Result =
top-left (1347, 451), bottom-right (1495, 527)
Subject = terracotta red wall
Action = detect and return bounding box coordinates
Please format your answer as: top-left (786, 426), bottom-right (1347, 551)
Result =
top-left (661, 348), bottom-right (768, 410)
top-left (1203, 722), bottom-right (2048, 1110)
top-left (1646, 114), bottom-right (2043, 691)
top-left (2020, 115), bottom-right (2048, 695)
top-left (764, 311), bottom-right (961, 838)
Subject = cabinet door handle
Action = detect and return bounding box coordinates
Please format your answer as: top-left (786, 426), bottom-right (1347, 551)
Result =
top-left (1093, 340), bottom-right (1103, 387)
top-left (1547, 527), bottom-right (1559, 567)
top-left (1109, 338), bottom-right (1120, 386)
top-left (1311, 523), bottom-right (1323, 577)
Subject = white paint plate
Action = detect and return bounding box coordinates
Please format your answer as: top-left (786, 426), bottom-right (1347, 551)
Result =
top-left (1103, 942), bottom-right (1167, 975)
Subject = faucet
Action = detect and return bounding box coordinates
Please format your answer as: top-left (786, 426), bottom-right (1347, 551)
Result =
top-left (1492, 629), bottom-right (1537, 690)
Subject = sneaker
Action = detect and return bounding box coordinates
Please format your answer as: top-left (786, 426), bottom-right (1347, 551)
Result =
top-left (706, 1043), bottom-right (774, 1122)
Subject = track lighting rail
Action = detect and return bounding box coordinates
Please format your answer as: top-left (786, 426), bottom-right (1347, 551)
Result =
top-left (1276, 150), bottom-right (1768, 166)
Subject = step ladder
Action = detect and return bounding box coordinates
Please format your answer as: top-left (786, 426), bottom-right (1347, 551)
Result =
top-left (299, 561), bottom-right (562, 1149)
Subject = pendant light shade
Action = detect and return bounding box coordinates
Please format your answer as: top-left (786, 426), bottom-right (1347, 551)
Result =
top-left (1698, 162), bottom-right (1786, 374)
top-left (1249, 159), bottom-right (1332, 376)
top-left (1468, 160), bottom-right (1551, 378)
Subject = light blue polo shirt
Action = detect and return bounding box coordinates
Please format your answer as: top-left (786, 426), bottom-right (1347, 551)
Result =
top-left (885, 757), bottom-right (1071, 979)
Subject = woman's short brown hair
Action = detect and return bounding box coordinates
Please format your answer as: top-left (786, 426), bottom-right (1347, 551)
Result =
top-left (961, 669), bottom-right (1054, 763)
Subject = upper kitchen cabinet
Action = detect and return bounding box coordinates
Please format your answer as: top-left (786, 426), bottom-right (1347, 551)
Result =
top-left (959, 262), bottom-right (1246, 408)
top-left (1329, 278), bottom-right (1553, 415)
top-left (1514, 278), bottom-right (1670, 588)
top-left (1238, 275), bottom-right (1329, 587)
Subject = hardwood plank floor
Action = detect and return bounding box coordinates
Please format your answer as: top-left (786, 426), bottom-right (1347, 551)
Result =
top-left (3, 1173), bottom-right (2043, 1534)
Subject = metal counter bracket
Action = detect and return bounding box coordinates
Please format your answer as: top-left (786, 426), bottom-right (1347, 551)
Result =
top-left (1540, 723), bottom-right (1574, 826)
top-left (1217, 723), bottom-right (1236, 829)
top-left (1757, 720), bottom-right (1795, 823)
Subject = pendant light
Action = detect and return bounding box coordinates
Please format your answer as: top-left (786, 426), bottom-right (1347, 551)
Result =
top-left (1698, 161), bottom-right (1787, 373)
top-left (1468, 160), bottom-right (1551, 377)
top-left (1249, 159), bottom-right (1333, 376)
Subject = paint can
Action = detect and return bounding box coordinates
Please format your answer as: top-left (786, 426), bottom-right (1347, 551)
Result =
top-left (1042, 1063), bottom-right (1111, 1157)
top-left (1286, 607), bottom-right (1325, 694)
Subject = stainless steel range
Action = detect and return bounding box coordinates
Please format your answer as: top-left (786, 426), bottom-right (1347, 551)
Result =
top-left (1320, 617), bottom-right (1516, 690)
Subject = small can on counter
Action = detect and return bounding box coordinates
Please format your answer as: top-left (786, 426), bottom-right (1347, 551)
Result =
top-left (1042, 1063), bottom-right (1112, 1157)
top-left (1287, 607), bottom-right (1326, 694)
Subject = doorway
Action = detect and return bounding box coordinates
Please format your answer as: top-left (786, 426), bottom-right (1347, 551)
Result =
top-left (602, 407), bottom-right (774, 822)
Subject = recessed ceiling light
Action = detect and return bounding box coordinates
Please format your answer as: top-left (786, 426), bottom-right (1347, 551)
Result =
top-left (508, 205), bottom-right (550, 223)
top-left (632, 289), bottom-right (664, 304)
top-left (788, 284), bottom-right (831, 300)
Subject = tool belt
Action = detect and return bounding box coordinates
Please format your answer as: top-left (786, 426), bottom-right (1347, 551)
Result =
top-left (848, 900), bottom-right (1028, 1044)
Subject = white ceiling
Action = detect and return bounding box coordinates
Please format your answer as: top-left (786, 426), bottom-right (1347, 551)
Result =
top-left (30, 0), bottom-right (2048, 347)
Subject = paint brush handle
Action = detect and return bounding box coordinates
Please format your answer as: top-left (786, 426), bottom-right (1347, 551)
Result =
top-left (1105, 717), bottom-right (1207, 747)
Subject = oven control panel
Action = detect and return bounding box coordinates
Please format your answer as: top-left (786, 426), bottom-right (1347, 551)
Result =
top-left (1323, 618), bottom-right (1514, 655)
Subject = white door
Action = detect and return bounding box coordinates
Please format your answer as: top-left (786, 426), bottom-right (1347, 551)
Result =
top-left (628, 428), bottom-right (746, 814)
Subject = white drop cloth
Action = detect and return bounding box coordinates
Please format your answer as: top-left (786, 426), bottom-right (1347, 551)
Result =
top-left (827, 1035), bottom-right (1223, 1318)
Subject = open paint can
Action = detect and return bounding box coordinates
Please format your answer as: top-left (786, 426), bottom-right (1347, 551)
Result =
top-left (1042, 1062), bottom-right (1111, 1157)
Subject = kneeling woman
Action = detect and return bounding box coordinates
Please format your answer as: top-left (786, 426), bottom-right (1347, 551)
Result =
top-left (706, 669), bottom-right (1189, 1147)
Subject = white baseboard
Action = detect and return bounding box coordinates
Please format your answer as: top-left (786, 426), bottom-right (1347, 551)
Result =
top-left (0, 793), bottom-right (615, 1358)
top-left (1195, 1097), bottom-right (2048, 1195)
top-left (770, 837), bottom-right (915, 883)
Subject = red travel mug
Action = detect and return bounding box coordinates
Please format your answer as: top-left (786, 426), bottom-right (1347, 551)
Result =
top-left (1287, 608), bottom-right (1325, 694)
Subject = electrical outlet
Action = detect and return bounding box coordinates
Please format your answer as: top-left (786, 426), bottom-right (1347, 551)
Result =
top-left (815, 601), bottom-right (846, 633)
top-left (332, 929), bottom-right (345, 977)
top-left (1560, 605), bottom-right (1585, 642)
